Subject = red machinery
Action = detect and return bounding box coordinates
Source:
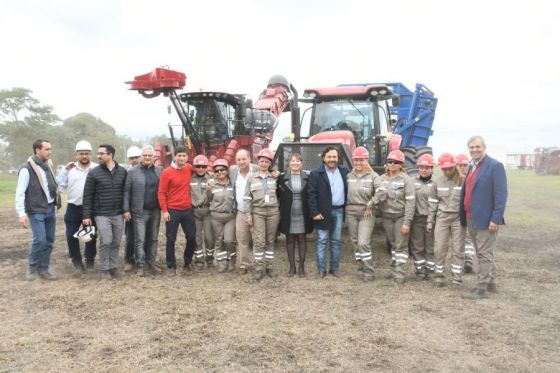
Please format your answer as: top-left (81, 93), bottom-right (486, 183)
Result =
top-left (534, 147), bottom-right (560, 175)
top-left (126, 68), bottom-right (298, 167)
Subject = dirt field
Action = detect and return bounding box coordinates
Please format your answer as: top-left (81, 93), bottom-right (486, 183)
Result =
top-left (0, 171), bottom-right (559, 372)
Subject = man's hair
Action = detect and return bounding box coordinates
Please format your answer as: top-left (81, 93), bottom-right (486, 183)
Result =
top-left (235, 148), bottom-right (250, 158)
top-left (321, 145), bottom-right (340, 159)
top-left (467, 135), bottom-right (486, 147)
top-left (99, 144), bottom-right (115, 157)
top-left (288, 152), bottom-right (303, 162)
top-left (174, 146), bottom-right (187, 155)
top-left (32, 139), bottom-right (49, 154)
top-left (141, 145), bottom-right (154, 154)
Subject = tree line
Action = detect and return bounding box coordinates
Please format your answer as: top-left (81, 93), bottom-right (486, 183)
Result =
top-left (0, 87), bottom-right (167, 171)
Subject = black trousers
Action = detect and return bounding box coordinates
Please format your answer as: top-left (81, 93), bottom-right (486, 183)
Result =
top-left (165, 208), bottom-right (196, 268)
top-left (64, 203), bottom-right (96, 264)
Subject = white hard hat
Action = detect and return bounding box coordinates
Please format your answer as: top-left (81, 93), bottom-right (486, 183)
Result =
top-left (75, 140), bottom-right (92, 151)
top-left (126, 146), bottom-right (142, 158)
top-left (73, 226), bottom-right (96, 243)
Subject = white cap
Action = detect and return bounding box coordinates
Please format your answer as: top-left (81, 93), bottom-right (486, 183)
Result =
top-left (75, 140), bottom-right (92, 151)
top-left (126, 146), bottom-right (142, 158)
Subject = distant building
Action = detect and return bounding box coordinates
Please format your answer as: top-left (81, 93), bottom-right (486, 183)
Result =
top-left (506, 153), bottom-right (534, 169)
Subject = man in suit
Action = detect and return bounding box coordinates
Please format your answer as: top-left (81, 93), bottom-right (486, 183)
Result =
top-left (308, 145), bottom-right (349, 278)
top-left (460, 136), bottom-right (508, 299)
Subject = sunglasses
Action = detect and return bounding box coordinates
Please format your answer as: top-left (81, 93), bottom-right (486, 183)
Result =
top-left (214, 168), bottom-right (227, 173)
top-left (194, 165), bottom-right (207, 169)
top-left (387, 160), bottom-right (403, 165)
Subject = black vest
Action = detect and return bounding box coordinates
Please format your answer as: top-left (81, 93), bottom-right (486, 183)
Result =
top-left (21, 162), bottom-right (49, 214)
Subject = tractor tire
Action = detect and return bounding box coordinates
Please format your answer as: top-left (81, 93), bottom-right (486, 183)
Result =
top-left (401, 147), bottom-right (417, 171)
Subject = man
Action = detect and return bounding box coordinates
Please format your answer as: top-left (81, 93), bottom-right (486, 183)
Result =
top-left (123, 146), bottom-right (142, 272)
top-left (190, 155), bottom-right (215, 269)
top-left (460, 136), bottom-right (508, 299)
top-left (56, 140), bottom-right (97, 274)
top-left (123, 145), bottom-right (163, 276)
top-left (82, 144), bottom-right (128, 280)
top-left (308, 146), bottom-right (349, 278)
top-left (158, 146), bottom-right (197, 276)
top-left (16, 139), bottom-right (60, 280)
top-left (229, 148), bottom-right (258, 274)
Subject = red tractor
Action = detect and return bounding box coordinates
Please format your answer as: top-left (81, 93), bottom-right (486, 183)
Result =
top-left (126, 68), bottom-right (299, 166)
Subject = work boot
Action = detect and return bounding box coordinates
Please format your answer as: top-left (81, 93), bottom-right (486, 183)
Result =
top-left (123, 262), bottom-right (135, 273)
top-left (331, 270), bottom-right (341, 278)
top-left (228, 260), bottom-right (236, 272)
top-left (72, 259), bottom-right (86, 274)
top-left (195, 262), bottom-right (205, 270)
top-left (85, 260), bottom-right (95, 273)
top-left (217, 260), bottom-right (228, 273)
top-left (318, 271), bottom-right (327, 278)
top-left (109, 268), bottom-right (121, 279)
top-left (147, 262), bottom-right (163, 275)
top-left (287, 267), bottom-right (296, 278)
top-left (487, 282), bottom-right (497, 293)
top-left (26, 267), bottom-right (38, 281)
top-left (167, 267), bottom-right (176, 277)
top-left (416, 272), bottom-right (427, 281)
top-left (462, 288), bottom-right (488, 299)
top-left (298, 265), bottom-right (306, 278)
top-left (450, 280), bottom-right (463, 289)
top-left (101, 270), bottom-right (112, 280)
top-left (464, 261), bottom-right (474, 274)
top-left (265, 267), bottom-right (276, 278)
top-left (183, 263), bottom-right (199, 274)
top-left (254, 270), bottom-right (264, 282)
top-left (206, 259), bottom-right (215, 269)
top-left (137, 265), bottom-right (146, 277)
top-left (433, 276), bottom-right (445, 288)
top-left (38, 271), bottom-right (57, 281)
top-left (296, 234), bottom-right (307, 278)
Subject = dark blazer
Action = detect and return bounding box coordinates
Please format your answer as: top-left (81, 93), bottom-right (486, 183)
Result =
top-left (307, 164), bottom-right (349, 230)
top-left (123, 164), bottom-right (163, 217)
top-left (460, 155), bottom-right (508, 230)
top-left (277, 170), bottom-right (313, 235)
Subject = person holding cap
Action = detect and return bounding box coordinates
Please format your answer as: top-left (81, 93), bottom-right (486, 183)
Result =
top-left (56, 140), bottom-right (98, 274)
top-left (191, 155), bottom-right (215, 269)
top-left (123, 146), bottom-right (142, 272)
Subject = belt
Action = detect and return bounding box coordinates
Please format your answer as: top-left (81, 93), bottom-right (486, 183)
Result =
top-left (194, 203), bottom-right (210, 209)
top-left (332, 205), bottom-right (344, 209)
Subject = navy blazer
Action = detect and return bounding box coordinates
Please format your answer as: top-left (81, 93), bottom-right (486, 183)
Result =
top-left (307, 164), bottom-right (349, 230)
top-left (460, 155), bottom-right (508, 230)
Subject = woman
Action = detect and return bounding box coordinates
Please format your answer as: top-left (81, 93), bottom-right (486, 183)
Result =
top-left (373, 149), bottom-right (416, 285)
top-left (345, 147), bottom-right (381, 282)
top-left (427, 153), bottom-right (465, 288)
top-left (277, 153), bottom-right (313, 278)
top-left (245, 148), bottom-right (280, 282)
top-left (409, 154), bottom-right (435, 280)
top-left (207, 159), bottom-right (236, 273)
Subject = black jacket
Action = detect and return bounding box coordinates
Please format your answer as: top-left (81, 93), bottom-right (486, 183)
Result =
top-left (82, 162), bottom-right (127, 219)
top-left (307, 164), bottom-right (349, 230)
top-left (277, 170), bottom-right (313, 235)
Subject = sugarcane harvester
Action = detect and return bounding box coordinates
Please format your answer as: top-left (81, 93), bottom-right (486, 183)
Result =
top-left (126, 68), bottom-right (298, 167)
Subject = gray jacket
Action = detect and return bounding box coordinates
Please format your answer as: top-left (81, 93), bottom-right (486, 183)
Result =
top-left (123, 164), bottom-right (163, 217)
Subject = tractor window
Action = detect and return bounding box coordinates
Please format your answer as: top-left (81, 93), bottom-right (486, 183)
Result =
top-left (186, 98), bottom-right (234, 144)
top-left (311, 100), bottom-right (373, 138)
top-left (377, 101), bottom-right (390, 136)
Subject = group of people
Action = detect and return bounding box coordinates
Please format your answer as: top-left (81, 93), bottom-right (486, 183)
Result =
top-left (16, 135), bottom-right (507, 299)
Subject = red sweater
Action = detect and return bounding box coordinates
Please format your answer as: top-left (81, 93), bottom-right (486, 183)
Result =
top-left (158, 164), bottom-right (193, 212)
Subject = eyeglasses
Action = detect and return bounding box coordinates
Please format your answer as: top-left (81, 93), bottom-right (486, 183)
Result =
top-left (194, 165), bottom-right (207, 169)
top-left (387, 160), bottom-right (403, 165)
top-left (142, 154), bottom-right (153, 158)
top-left (97, 152), bottom-right (107, 155)
top-left (214, 168), bottom-right (227, 173)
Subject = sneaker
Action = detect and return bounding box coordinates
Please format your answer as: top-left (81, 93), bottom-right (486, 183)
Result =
top-left (462, 288), bottom-right (488, 299)
top-left (26, 267), bottom-right (38, 281)
top-left (101, 270), bottom-right (112, 280)
top-left (123, 263), bottom-right (136, 273)
top-left (137, 265), bottom-right (146, 277)
top-left (38, 271), bottom-right (57, 281)
top-left (167, 268), bottom-right (176, 277)
top-left (487, 283), bottom-right (497, 293)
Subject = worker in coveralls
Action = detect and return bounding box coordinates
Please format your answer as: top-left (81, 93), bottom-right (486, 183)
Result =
top-left (244, 148), bottom-right (280, 281)
top-left (207, 159), bottom-right (237, 273)
top-left (191, 155), bottom-right (215, 269)
top-left (345, 147), bottom-right (381, 282)
top-left (427, 153), bottom-right (466, 288)
top-left (409, 154), bottom-right (435, 280)
top-left (373, 149), bottom-right (415, 285)
top-left (456, 153), bottom-right (476, 274)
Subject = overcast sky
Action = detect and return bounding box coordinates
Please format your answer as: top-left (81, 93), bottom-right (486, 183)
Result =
top-left (1, 0), bottom-right (558, 155)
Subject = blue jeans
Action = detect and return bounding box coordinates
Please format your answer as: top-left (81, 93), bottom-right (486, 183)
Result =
top-left (315, 208), bottom-right (343, 273)
top-left (133, 209), bottom-right (161, 265)
top-left (28, 204), bottom-right (56, 273)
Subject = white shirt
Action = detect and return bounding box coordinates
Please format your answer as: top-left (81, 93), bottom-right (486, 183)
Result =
top-left (15, 166), bottom-right (53, 217)
top-left (57, 162), bottom-right (98, 205)
top-left (235, 170), bottom-right (251, 212)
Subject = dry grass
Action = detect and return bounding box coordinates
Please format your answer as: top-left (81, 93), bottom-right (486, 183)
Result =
top-left (0, 170), bottom-right (559, 372)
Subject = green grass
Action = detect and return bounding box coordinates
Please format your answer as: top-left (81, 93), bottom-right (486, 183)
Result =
top-left (0, 175), bottom-right (17, 206)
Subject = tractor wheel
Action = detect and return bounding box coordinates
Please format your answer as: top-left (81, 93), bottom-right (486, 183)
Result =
top-left (401, 147), bottom-right (417, 175)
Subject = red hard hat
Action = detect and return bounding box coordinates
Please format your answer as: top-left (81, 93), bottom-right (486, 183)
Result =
top-left (455, 153), bottom-right (469, 165)
top-left (387, 150), bottom-right (405, 163)
top-left (352, 146), bottom-right (369, 160)
top-left (417, 154), bottom-right (434, 167)
top-left (438, 152), bottom-right (456, 169)
top-left (212, 158), bottom-right (229, 169)
top-left (193, 155), bottom-right (209, 166)
top-left (257, 148), bottom-right (274, 161)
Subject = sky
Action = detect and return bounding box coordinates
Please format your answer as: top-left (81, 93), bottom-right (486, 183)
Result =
top-left (1, 0), bottom-right (558, 155)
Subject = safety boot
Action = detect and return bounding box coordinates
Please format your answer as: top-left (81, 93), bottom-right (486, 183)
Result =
top-left (72, 259), bottom-right (86, 275)
top-left (26, 267), bottom-right (38, 281)
top-left (265, 267), bottom-right (276, 278)
top-left (217, 260), bottom-right (228, 273)
top-left (147, 262), bottom-right (163, 275)
top-left (228, 260), bottom-right (236, 272)
top-left (137, 265), bottom-right (146, 277)
top-left (433, 276), bottom-right (446, 288)
top-left (254, 270), bottom-right (264, 282)
top-left (464, 261), bottom-right (474, 274)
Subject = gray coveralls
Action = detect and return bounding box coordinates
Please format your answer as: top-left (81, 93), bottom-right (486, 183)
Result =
top-left (428, 175), bottom-right (466, 285)
top-left (208, 180), bottom-right (236, 272)
top-left (374, 173), bottom-right (416, 281)
top-left (191, 173), bottom-right (215, 266)
top-left (409, 176), bottom-right (435, 279)
top-left (345, 170), bottom-right (381, 280)
top-left (244, 171), bottom-right (280, 276)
